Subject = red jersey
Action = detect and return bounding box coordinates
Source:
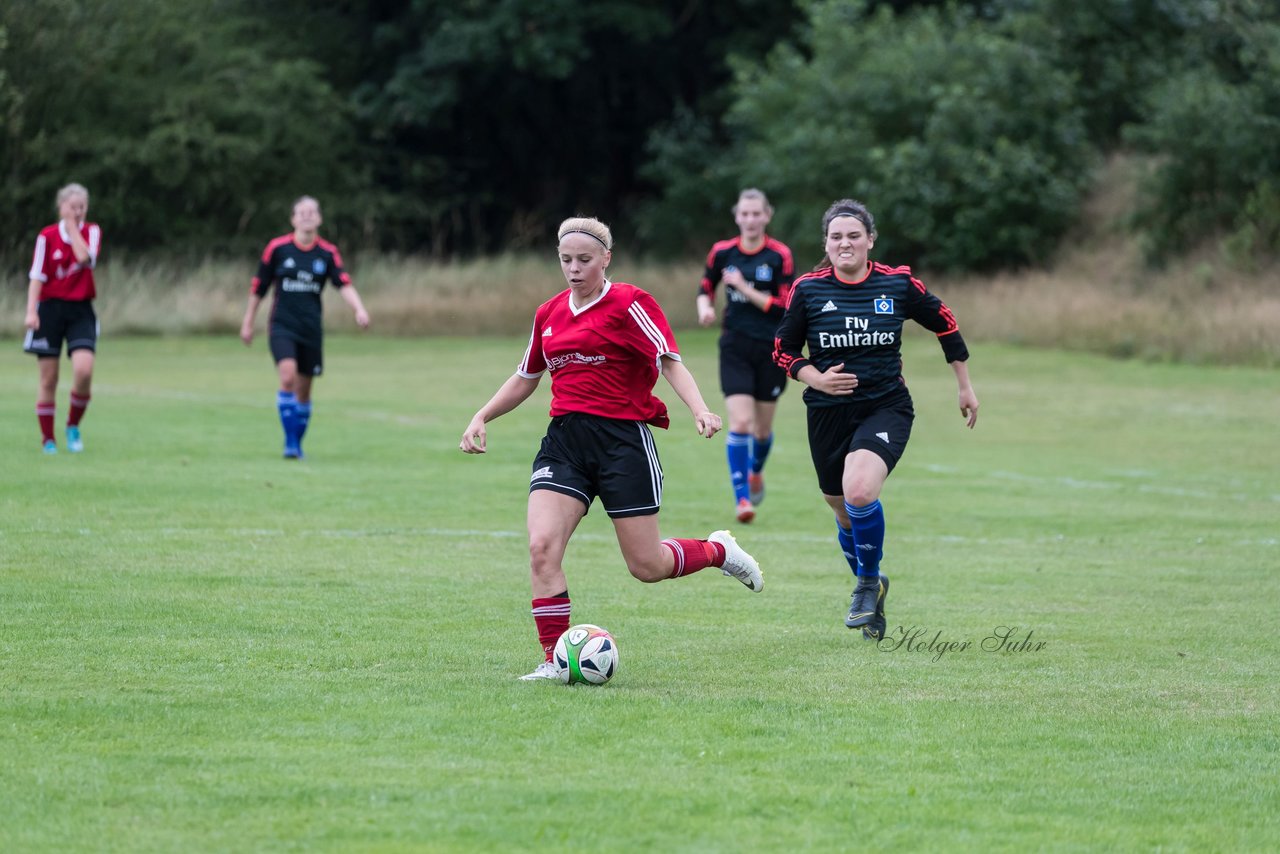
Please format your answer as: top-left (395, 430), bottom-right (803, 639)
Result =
top-left (518, 281), bottom-right (680, 428)
top-left (29, 221), bottom-right (102, 301)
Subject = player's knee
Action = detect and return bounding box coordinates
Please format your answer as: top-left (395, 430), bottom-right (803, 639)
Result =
top-left (527, 533), bottom-right (562, 575)
top-left (846, 484), bottom-right (881, 507)
top-left (623, 554), bottom-right (666, 583)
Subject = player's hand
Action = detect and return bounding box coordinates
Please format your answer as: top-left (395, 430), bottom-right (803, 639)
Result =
top-left (239, 322), bottom-right (254, 346)
top-left (24, 311), bottom-right (39, 331)
top-left (812, 363), bottom-right (858, 395)
top-left (722, 267), bottom-right (750, 291)
top-left (697, 304), bottom-right (716, 327)
top-left (459, 416), bottom-right (487, 453)
top-left (354, 308), bottom-right (370, 329)
top-left (695, 410), bottom-right (722, 439)
top-left (58, 201), bottom-right (81, 229)
top-left (959, 387), bottom-right (979, 428)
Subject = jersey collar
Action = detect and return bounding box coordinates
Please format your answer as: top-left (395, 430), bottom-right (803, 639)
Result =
top-left (568, 278), bottom-right (612, 315)
top-left (833, 263), bottom-right (872, 286)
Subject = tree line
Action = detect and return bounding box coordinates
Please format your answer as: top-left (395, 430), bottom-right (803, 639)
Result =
top-left (2, 0), bottom-right (1276, 271)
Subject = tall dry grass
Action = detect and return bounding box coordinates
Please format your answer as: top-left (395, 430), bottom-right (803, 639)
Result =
top-left (0, 253), bottom-right (704, 340)
top-left (2, 157), bottom-right (1276, 365)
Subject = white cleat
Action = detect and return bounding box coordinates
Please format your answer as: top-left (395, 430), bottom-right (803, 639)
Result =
top-left (709, 529), bottom-right (763, 593)
top-left (519, 660), bottom-right (559, 681)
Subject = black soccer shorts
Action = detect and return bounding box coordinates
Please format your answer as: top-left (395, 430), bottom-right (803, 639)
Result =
top-left (269, 329), bottom-right (324, 376)
top-left (530, 412), bottom-right (664, 518)
top-left (719, 331), bottom-right (787, 401)
top-left (806, 388), bottom-right (916, 496)
top-left (23, 299), bottom-right (98, 357)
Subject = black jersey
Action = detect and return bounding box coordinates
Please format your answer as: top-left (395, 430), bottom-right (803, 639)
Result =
top-left (251, 234), bottom-right (352, 337)
top-left (699, 236), bottom-right (795, 341)
top-left (773, 261), bottom-right (968, 406)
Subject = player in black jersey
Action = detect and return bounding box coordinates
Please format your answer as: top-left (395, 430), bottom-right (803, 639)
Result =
top-left (773, 199), bottom-right (979, 638)
top-left (696, 189), bottom-right (795, 524)
top-left (240, 196), bottom-right (370, 459)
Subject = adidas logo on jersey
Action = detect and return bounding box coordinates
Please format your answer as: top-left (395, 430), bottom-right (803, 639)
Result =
top-left (876, 431), bottom-right (890, 443)
top-left (284, 257), bottom-right (296, 268)
top-left (821, 300), bottom-right (838, 312)
top-left (542, 326), bottom-right (552, 337)
top-left (531, 466), bottom-right (553, 481)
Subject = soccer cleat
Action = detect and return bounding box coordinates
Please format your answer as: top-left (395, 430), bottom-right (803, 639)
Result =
top-left (283, 442), bottom-right (302, 460)
top-left (709, 529), bottom-right (763, 592)
top-left (42, 439), bottom-right (58, 455)
top-left (519, 660), bottom-right (559, 681)
top-left (66, 425), bottom-right (83, 453)
top-left (748, 472), bottom-right (765, 506)
top-left (860, 574), bottom-right (890, 641)
top-left (735, 498), bottom-right (756, 524)
top-left (846, 574), bottom-right (887, 630)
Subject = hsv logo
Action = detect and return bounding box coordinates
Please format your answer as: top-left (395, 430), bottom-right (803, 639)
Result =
top-left (755, 264), bottom-right (773, 282)
top-left (821, 300), bottom-right (838, 312)
top-left (874, 296), bottom-right (894, 314)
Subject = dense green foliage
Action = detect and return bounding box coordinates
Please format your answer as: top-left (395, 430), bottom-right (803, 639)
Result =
top-left (2, 0), bottom-right (1277, 265)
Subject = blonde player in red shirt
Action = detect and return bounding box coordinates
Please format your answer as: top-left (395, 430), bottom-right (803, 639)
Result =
top-left (460, 216), bottom-right (764, 680)
top-left (24, 183), bottom-right (103, 454)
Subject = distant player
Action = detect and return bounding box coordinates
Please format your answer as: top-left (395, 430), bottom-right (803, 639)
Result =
top-left (240, 196), bottom-right (370, 459)
top-left (696, 189), bottom-right (794, 523)
top-left (773, 199), bottom-right (979, 639)
top-left (459, 216), bottom-right (764, 681)
top-left (24, 183), bottom-right (102, 454)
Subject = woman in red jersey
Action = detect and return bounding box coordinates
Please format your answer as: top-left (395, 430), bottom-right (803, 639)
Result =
top-left (24, 183), bottom-right (102, 454)
top-left (460, 216), bottom-right (764, 681)
top-left (696, 188), bottom-right (795, 524)
top-left (773, 199), bottom-right (979, 640)
top-left (241, 196), bottom-right (370, 459)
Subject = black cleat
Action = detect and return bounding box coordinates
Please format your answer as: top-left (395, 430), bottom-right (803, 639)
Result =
top-left (860, 574), bottom-right (889, 641)
top-left (846, 574), bottom-right (887, 630)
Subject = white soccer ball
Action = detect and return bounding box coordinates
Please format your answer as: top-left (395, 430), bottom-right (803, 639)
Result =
top-left (553, 624), bottom-right (618, 685)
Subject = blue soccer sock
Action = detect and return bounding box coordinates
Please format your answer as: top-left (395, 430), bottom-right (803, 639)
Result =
top-left (726, 432), bottom-right (751, 503)
top-left (295, 401), bottom-right (312, 443)
top-left (836, 523), bottom-right (860, 576)
top-left (277, 390), bottom-right (299, 445)
top-left (846, 499), bottom-right (885, 578)
top-left (750, 432), bottom-right (774, 474)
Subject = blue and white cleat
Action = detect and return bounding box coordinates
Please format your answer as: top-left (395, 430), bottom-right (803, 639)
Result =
top-left (42, 439), bottom-right (58, 455)
top-left (66, 425), bottom-right (84, 453)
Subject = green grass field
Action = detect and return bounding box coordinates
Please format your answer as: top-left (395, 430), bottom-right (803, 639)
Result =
top-left (2, 331), bottom-right (1277, 851)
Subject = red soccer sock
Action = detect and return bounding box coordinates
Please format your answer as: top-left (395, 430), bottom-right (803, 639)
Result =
top-left (531, 595), bottom-right (571, 661)
top-left (662, 538), bottom-right (727, 578)
top-left (36, 402), bottom-right (55, 443)
top-left (68, 392), bottom-right (91, 426)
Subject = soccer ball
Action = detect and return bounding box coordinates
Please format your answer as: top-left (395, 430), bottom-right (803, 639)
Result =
top-left (553, 624), bottom-right (618, 685)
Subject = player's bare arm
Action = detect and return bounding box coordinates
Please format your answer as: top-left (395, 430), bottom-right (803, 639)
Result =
top-left (240, 294), bottom-right (262, 346)
top-left (460, 373), bottom-right (542, 453)
top-left (341, 286), bottom-right (371, 329)
top-left (952, 360), bottom-right (979, 428)
top-left (660, 356), bottom-right (721, 438)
